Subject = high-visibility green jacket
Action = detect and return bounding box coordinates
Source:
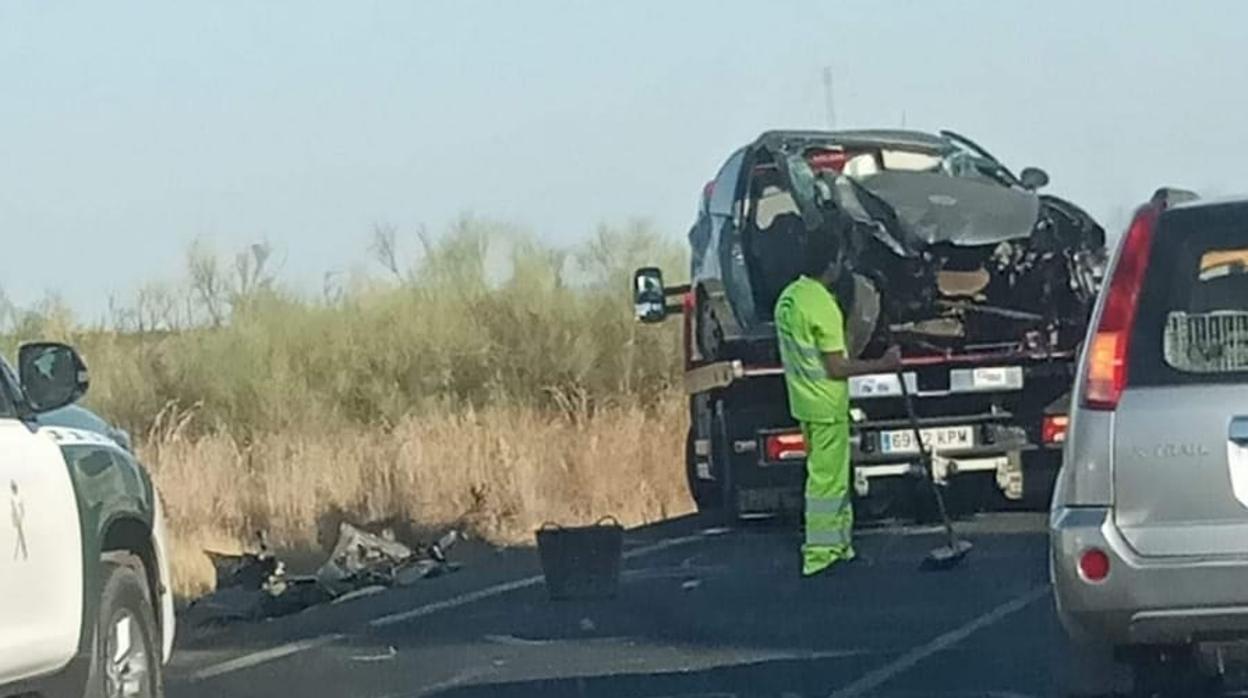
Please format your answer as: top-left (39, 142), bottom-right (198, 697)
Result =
top-left (774, 275), bottom-right (849, 424)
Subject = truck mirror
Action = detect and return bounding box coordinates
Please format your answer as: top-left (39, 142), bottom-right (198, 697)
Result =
top-left (19, 342), bottom-right (89, 413)
top-left (633, 267), bottom-right (667, 323)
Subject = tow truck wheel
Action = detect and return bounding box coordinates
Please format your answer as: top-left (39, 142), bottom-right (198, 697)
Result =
top-left (712, 413), bottom-right (741, 524)
top-left (685, 427), bottom-right (720, 512)
top-left (86, 554), bottom-right (163, 698)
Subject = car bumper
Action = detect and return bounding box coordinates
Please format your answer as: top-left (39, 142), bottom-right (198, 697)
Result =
top-left (1052, 506), bottom-right (1248, 646)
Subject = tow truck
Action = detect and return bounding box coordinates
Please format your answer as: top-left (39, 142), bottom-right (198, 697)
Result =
top-left (634, 129), bottom-right (1106, 520)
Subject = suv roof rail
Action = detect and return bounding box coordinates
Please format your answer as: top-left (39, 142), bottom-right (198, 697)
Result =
top-left (1151, 187), bottom-right (1200, 208)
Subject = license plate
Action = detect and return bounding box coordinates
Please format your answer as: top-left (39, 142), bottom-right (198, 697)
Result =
top-left (880, 425), bottom-right (975, 454)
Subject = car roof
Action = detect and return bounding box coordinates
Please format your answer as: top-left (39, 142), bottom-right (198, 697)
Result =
top-left (753, 129), bottom-right (950, 153)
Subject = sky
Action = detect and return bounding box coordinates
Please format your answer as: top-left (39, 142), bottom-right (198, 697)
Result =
top-left (3, 1), bottom-right (1247, 318)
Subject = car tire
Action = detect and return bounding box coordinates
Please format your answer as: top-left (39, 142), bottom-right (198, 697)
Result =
top-left (85, 555), bottom-right (163, 698)
top-left (695, 300), bottom-right (723, 362)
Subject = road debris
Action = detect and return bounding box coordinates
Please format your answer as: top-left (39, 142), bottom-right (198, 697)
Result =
top-left (350, 646), bottom-right (397, 662)
top-left (185, 524), bottom-right (461, 627)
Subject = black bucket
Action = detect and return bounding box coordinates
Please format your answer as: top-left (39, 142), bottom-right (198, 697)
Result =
top-left (535, 517), bottom-right (624, 601)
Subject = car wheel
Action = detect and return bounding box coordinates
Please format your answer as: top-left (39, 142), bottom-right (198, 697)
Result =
top-left (696, 301), bottom-right (723, 361)
top-left (86, 555), bottom-right (163, 698)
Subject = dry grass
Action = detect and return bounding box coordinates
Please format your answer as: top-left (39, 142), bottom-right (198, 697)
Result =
top-left (144, 395), bottom-right (692, 598)
top-left (2, 219), bottom-right (694, 598)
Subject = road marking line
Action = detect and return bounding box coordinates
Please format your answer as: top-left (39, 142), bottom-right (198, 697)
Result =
top-left (187, 532), bottom-right (708, 681)
top-left (826, 585), bottom-right (1049, 698)
top-left (188, 633), bottom-right (345, 681)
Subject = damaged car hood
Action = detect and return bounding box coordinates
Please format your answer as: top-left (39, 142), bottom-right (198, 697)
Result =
top-left (851, 171), bottom-right (1041, 247)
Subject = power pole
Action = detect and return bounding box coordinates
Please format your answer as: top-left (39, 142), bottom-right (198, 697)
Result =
top-left (821, 66), bottom-right (836, 130)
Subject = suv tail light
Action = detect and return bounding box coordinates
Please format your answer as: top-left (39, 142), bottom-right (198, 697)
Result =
top-left (1082, 204), bottom-right (1161, 410)
top-left (1042, 414), bottom-right (1069, 445)
top-left (765, 433), bottom-right (806, 461)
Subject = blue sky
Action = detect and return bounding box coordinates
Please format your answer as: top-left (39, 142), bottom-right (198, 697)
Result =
top-left (3, 1), bottom-right (1245, 316)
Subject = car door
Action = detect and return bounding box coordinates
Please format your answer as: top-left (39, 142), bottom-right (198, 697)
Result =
top-left (1113, 202), bottom-right (1248, 557)
top-left (0, 360), bottom-right (83, 684)
top-left (707, 147), bottom-right (758, 325)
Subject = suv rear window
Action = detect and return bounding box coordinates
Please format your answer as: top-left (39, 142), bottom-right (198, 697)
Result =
top-left (1130, 203), bottom-right (1248, 385)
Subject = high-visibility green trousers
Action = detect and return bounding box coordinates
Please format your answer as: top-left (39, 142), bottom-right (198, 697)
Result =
top-left (801, 420), bottom-right (854, 576)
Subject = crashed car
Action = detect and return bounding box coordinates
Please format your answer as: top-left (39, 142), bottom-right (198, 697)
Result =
top-left (635, 129), bottom-right (1107, 518)
top-left (701, 129), bottom-right (1106, 358)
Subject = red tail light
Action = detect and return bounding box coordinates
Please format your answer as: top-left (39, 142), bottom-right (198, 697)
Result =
top-left (1042, 415), bottom-right (1069, 445)
top-left (765, 433), bottom-right (806, 461)
top-left (1078, 548), bottom-right (1110, 583)
top-left (1082, 204), bottom-right (1160, 410)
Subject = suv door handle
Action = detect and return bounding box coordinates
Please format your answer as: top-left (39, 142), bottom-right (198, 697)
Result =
top-left (1229, 417), bottom-right (1248, 443)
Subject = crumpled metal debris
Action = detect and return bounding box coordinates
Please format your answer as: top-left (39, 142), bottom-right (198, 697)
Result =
top-left (318, 523), bottom-right (460, 596)
top-left (185, 524), bottom-right (460, 627)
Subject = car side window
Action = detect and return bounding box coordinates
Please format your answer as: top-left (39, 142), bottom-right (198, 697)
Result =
top-left (707, 148), bottom-right (746, 217)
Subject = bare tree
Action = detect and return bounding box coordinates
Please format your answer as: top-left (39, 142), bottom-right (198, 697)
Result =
top-left (188, 240), bottom-right (227, 326)
top-left (137, 282), bottom-right (180, 332)
top-left (235, 242), bottom-right (274, 297)
top-left (370, 222), bottom-right (403, 281)
top-left (322, 271), bottom-right (344, 305)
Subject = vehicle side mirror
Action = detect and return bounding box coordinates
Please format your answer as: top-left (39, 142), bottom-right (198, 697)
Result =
top-left (633, 267), bottom-right (668, 323)
top-left (19, 342), bottom-right (89, 413)
top-left (1019, 167), bottom-right (1050, 191)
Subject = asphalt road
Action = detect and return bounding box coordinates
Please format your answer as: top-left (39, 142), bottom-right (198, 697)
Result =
top-left (167, 513), bottom-right (1071, 698)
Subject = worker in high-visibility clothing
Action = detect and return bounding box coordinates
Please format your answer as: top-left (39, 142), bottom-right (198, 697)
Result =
top-left (775, 232), bottom-right (901, 576)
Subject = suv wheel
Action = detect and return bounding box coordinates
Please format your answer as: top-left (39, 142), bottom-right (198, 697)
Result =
top-left (87, 555), bottom-right (163, 698)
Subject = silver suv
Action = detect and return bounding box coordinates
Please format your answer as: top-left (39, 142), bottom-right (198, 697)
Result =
top-left (1052, 189), bottom-right (1248, 694)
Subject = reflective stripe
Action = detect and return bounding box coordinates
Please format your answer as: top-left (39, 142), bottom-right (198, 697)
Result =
top-left (778, 333), bottom-right (828, 381)
top-left (785, 361), bottom-right (827, 382)
top-left (778, 332), bottom-right (824, 361)
top-left (806, 495), bottom-right (850, 515)
top-left (805, 526), bottom-right (852, 547)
